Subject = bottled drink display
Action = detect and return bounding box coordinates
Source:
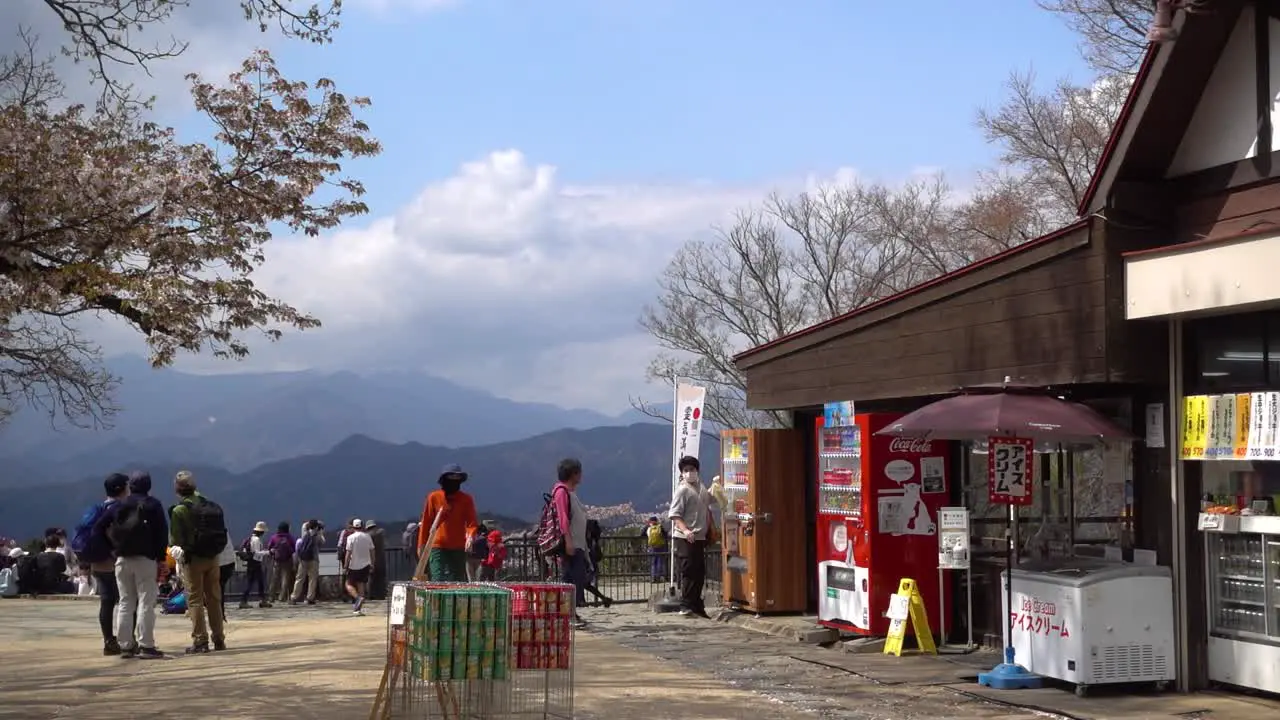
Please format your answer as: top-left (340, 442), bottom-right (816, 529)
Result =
top-left (1213, 534), bottom-right (1268, 636)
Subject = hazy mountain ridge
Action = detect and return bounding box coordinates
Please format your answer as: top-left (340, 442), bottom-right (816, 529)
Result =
top-left (0, 424), bottom-right (720, 542)
top-left (1, 356), bottom-right (660, 481)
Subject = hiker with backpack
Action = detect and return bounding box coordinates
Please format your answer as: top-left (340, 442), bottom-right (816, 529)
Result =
top-left (417, 464), bottom-right (480, 582)
top-left (645, 515), bottom-right (669, 582)
top-left (238, 521), bottom-right (271, 608)
top-left (168, 470), bottom-right (229, 654)
top-left (266, 522), bottom-right (297, 604)
top-left (291, 519), bottom-right (324, 605)
top-left (73, 473), bottom-right (130, 654)
top-left (539, 458), bottom-right (590, 628)
top-left (466, 523), bottom-right (490, 582)
top-left (106, 471), bottom-right (169, 658)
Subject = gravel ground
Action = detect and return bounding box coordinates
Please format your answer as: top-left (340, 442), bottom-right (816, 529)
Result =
top-left (576, 603), bottom-right (1050, 720)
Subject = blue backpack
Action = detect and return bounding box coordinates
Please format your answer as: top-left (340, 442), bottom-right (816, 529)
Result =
top-left (71, 500), bottom-right (114, 563)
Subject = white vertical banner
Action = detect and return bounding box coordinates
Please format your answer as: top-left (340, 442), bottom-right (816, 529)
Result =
top-left (672, 382), bottom-right (708, 491)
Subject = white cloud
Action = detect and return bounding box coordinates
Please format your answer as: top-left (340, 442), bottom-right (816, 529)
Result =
top-left (3, 1), bottom-right (262, 116)
top-left (88, 149), bottom-right (863, 413)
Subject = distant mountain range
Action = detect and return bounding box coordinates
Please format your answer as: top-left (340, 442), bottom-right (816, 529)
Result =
top-left (0, 425), bottom-right (721, 542)
top-left (1, 356), bottom-right (670, 482)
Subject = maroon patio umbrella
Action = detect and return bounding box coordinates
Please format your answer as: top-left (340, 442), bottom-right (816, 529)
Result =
top-left (874, 386), bottom-right (1132, 444)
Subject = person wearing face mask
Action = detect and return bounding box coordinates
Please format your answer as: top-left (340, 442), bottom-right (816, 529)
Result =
top-left (668, 455), bottom-right (714, 618)
top-left (417, 464), bottom-right (480, 581)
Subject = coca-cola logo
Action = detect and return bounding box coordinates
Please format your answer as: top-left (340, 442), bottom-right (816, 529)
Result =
top-left (888, 437), bottom-right (933, 454)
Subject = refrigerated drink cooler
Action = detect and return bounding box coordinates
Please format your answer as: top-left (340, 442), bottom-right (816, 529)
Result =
top-left (720, 428), bottom-right (807, 614)
top-left (1000, 558), bottom-right (1175, 695)
top-left (1202, 514), bottom-right (1280, 694)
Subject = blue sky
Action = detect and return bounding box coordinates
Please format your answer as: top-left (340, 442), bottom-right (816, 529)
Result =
top-left (270, 0), bottom-right (1093, 218)
top-left (94, 0), bottom-right (1099, 412)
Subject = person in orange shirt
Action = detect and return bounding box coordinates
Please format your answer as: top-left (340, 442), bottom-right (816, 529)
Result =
top-left (417, 464), bottom-right (479, 581)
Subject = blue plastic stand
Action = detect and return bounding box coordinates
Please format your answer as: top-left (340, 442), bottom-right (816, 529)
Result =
top-left (977, 647), bottom-right (1044, 690)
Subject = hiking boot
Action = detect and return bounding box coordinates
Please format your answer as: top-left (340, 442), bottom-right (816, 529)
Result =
top-left (120, 645), bottom-right (139, 659)
top-left (212, 639), bottom-right (227, 652)
top-left (258, 600), bottom-right (272, 608)
top-left (137, 647), bottom-right (164, 659)
top-left (184, 643), bottom-right (210, 655)
top-left (103, 638), bottom-right (121, 656)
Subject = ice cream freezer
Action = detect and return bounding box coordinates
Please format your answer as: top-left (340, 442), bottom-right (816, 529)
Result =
top-left (1001, 558), bottom-right (1175, 694)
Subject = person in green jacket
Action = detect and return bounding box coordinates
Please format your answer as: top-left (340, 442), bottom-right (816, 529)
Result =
top-left (169, 471), bottom-right (228, 654)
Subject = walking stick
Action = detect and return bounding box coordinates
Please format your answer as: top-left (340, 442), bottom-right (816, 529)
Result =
top-left (370, 508), bottom-right (448, 720)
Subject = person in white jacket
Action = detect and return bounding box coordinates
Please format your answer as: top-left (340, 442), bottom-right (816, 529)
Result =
top-left (237, 522), bottom-right (271, 609)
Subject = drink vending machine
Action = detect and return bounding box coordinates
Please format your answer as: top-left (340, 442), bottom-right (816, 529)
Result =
top-left (815, 412), bottom-right (953, 636)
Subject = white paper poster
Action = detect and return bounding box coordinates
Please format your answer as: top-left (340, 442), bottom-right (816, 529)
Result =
top-left (1249, 393), bottom-right (1267, 459)
top-left (671, 382), bottom-right (707, 490)
top-left (1210, 395), bottom-right (1236, 458)
top-left (877, 495), bottom-right (906, 535)
top-left (1265, 392), bottom-right (1280, 459)
top-left (1144, 403), bottom-right (1165, 449)
top-left (389, 584), bottom-right (407, 626)
top-left (920, 456), bottom-right (946, 493)
top-left (1205, 395), bottom-right (1222, 458)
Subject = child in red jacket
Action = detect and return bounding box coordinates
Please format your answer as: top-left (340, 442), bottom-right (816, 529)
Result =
top-left (478, 530), bottom-right (506, 581)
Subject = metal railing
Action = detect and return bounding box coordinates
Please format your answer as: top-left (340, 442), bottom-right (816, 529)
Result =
top-left (217, 536), bottom-right (722, 605)
top-left (387, 535), bottom-right (723, 604)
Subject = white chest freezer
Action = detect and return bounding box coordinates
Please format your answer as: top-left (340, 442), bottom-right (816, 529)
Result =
top-left (1000, 558), bottom-right (1175, 691)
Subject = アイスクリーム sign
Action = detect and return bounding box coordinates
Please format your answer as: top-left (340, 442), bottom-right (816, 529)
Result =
top-left (1010, 596), bottom-right (1069, 639)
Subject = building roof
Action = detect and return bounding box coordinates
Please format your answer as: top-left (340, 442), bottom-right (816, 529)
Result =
top-left (1079, 1), bottom-right (1246, 214)
top-left (736, 3), bottom-right (1245, 366)
top-left (732, 218), bottom-right (1089, 363)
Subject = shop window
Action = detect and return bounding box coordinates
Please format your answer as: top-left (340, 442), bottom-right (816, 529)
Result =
top-left (1189, 315), bottom-right (1267, 393)
top-left (1201, 460), bottom-right (1280, 513)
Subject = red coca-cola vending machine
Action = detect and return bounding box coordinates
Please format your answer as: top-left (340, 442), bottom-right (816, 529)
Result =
top-left (815, 409), bottom-right (952, 637)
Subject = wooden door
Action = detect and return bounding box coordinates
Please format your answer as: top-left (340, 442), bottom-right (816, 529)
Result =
top-left (745, 428), bottom-right (807, 614)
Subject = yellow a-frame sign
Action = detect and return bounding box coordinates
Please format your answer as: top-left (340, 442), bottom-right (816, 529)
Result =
top-left (883, 578), bottom-right (937, 657)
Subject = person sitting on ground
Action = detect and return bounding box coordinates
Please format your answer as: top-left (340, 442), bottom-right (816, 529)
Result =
top-left (35, 535), bottom-right (71, 594)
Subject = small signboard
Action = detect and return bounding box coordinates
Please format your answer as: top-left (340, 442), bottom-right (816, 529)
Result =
top-left (937, 507), bottom-right (970, 570)
top-left (988, 436), bottom-right (1034, 506)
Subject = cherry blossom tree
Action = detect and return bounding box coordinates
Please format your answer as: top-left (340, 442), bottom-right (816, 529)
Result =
top-left (0, 1), bottom-right (380, 426)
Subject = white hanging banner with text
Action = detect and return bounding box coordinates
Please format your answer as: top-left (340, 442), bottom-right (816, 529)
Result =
top-left (672, 383), bottom-right (707, 488)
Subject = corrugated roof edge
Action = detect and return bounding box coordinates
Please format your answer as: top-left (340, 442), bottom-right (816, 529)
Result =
top-left (732, 217), bottom-right (1092, 363)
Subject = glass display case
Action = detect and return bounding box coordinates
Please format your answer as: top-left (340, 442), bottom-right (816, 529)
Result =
top-left (819, 423), bottom-right (862, 518)
top-left (721, 431), bottom-right (750, 515)
top-left (1208, 533), bottom-right (1269, 637)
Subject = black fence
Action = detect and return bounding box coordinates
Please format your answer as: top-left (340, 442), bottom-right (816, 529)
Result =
top-left (218, 534), bottom-right (721, 605)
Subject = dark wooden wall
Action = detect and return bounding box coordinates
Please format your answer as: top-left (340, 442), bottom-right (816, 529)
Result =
top-left (741, 223), bottom-right (1110, 410)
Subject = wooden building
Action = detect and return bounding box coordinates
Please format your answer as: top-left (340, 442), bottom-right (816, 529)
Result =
top-left (735, 0), bottom-right (1280, 693)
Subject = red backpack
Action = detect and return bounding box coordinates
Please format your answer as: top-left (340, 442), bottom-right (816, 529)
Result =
top-left (536, 486), bottom-right (569, 557)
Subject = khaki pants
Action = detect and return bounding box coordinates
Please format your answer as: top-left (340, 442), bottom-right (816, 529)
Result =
top-left (268, 560), bottom-right (295, 603)
top-left (292, 559), bottom-right (320, 602)
top-left (187, 557), bottom-right (224, 646)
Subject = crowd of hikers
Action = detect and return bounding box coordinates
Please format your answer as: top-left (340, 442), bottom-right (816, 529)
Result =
top-left (0, 455), bottom-right (715, 655)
